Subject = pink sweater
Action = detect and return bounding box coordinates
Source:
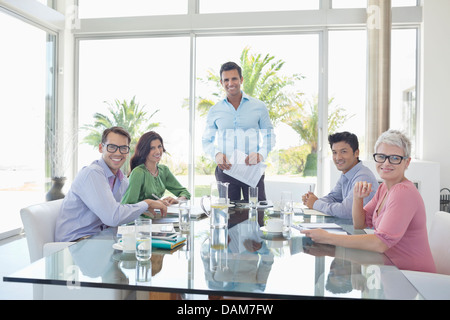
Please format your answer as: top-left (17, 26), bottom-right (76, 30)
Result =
top-left (364, 179), bottom-right (436, 273)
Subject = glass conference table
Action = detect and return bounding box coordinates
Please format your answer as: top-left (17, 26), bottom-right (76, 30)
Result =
top-left (4, 205), bottom-right (423, 300)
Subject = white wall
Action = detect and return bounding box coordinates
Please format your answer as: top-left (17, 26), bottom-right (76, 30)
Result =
top-left (422, 0), bottom-right (450, 190)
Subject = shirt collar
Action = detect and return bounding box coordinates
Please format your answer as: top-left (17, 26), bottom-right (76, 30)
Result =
top-left (222, 91), bottom-right (250, 105)
top-left (343, 160), bottom-right (362, 180)
top-left (98, 157), bottom-right (125, 182)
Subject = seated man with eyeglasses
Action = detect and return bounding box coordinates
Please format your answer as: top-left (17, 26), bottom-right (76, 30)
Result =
top-left (302, 131), bottom-right (379, 219)
top-left (55, 126), bottom-right (167, 242)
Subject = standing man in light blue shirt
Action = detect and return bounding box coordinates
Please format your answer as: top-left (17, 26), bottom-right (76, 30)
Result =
top-left (202, 61), bottom-right (276, 201)
top-left (302, 132), bottom-right (378, 219)
top-left (55, 126), bottom-right (167, 242)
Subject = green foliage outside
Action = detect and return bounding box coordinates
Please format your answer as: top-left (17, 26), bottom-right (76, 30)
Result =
top-left (266, 145), bottom-right (311, 175)
top-left (284, 96), bottom-right (353, 175)
top-left (82, 47), bottom-right (352, 181)
top-left (194, 47), bottom-right (352, 177)
top-left (82, 96), bottom-right (160, 175)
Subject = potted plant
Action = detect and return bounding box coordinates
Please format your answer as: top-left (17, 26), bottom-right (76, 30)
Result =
top-left (46, 127), bottom-right (78, 201)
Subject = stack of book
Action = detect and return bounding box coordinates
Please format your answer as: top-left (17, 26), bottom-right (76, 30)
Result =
top-left (152, 231), bottom-right (186, 250)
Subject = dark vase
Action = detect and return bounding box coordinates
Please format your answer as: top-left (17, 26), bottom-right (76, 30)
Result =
top-left (46, 177), bottom-right (66, 201)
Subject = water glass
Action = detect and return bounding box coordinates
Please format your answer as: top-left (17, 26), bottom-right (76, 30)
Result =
top-left (178, 200), bottom-right (191, 232)
top-left (249, 187), bottom-right (258, 208)
top-left (209, 227), bottom-right (228, 272)
top-left (135, 218), bottom-right (152, 261)
top-left (210, 200), bottom-right (229, 228)
top-left (135, 260), bottom-right (152, 284)
top-left (282, 210), bottom-right (293, 229)
top-left (281, 191), bottom-right (293, 228)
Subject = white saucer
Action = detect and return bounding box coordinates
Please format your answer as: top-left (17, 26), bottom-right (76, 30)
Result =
top-left (112, 242), bottom-right (135, 253)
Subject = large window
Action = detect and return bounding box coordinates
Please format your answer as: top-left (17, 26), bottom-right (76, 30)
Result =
top-left (328, 30), bottom-right (367, 157)
top-left (74, 3), bottom-right (421, 203)
top-left (199, 0), bottom-right (319, 13)
top-left (78, 0), bottom-right (188, 18)
top-left (333, 0), bottom-right (418, 8)
top-left (195, 34), bottom-right (319, 198)
top-left (0, 9), bottom-right (56, 235)
top-left (77, 36), bottom-right (191, 186)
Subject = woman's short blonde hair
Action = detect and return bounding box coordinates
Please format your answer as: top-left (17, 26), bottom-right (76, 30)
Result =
top-left (374, 129), bottom-right (411, 158)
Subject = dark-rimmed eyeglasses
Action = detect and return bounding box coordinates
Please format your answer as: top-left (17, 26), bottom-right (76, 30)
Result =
top-left (103, 144), bottom-right (130, 154)
top-left (373, 153), bottom-right (407, 165)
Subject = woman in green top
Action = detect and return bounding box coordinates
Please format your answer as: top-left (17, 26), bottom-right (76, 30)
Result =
top-left (122, 131), bottom-right (190, 205)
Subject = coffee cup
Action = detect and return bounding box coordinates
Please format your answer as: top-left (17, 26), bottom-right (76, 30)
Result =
top-left (121, 232), bottom-right (135, 252)
top-left (266, 218), bottom-right (283, 233)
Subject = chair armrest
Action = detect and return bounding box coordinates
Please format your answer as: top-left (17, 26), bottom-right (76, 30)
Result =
top-left (43, 242), bottom-right (75, 257)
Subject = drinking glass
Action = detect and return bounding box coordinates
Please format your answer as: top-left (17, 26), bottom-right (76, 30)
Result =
top-left (135, 260), bottom-right (152, 284)
top-left (135, 218), bottom-right (152, 261)
top-left (281, 191), bottom-right (293, 229)
top-left (249, 187), bottom-right (258, 208)
top-left (178, 200), bottom-right (191, 232)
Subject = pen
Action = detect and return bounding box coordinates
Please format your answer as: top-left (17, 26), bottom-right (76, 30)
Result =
top-left (152, 193), bottom-right (161, 200)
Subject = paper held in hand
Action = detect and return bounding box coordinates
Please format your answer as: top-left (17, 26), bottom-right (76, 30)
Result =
top-left (223, 149), bottom-right (266, 188)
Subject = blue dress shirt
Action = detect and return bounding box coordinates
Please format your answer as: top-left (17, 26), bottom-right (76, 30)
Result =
top-left (202, 91), bottom-right (276, 160)
top-left (55, 158), bottom-right (148, 242)
top-left (313, 161), bottom-right (379, 219)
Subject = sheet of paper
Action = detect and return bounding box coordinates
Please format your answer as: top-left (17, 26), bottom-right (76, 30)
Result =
top-left (298, 223), bottom-right (342, 229)
top-left (118, 223), bottom-right (174, 235)
top-left (292, 224), bottom-right (348, 235)
top-left (165, 205), bottom-right (205, 218)
top-left (223, 149), bottom-right (267, 188)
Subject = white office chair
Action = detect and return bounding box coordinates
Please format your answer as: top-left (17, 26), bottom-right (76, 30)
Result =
top-left (401, 211), bottom-right (450, 300)
top-left (20, 199), bottom-right (74, 263)
top-left (20, 200), bottom-right (131, 300)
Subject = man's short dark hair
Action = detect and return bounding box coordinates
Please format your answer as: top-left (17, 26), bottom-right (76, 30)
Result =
top-left (101, 126), bottom-right (131, 145)
top-left (328, 131), bottom-right (359, 153)
top-left (220, 61), bottom-right (242, 80)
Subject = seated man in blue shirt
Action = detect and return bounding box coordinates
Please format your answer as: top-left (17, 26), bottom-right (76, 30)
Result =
top-left (55, 126), bottom-right (167, 242)
top-left (302, 131), bottom-right (378, 219)
top-left (202, 61), bottom-right (276, 201)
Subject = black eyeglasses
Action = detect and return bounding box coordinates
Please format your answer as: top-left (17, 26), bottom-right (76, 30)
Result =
top-left (103, 144), bottom-right (130, 154)
top-left (373, 153), bottom-right (407, 165)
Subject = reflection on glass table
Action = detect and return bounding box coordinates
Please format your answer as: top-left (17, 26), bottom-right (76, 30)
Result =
top-left (4, 206), bottom-right (423, 300)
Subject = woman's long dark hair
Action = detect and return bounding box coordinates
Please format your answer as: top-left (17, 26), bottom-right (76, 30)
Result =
top-left (129, 131), bottom-right (166, 173)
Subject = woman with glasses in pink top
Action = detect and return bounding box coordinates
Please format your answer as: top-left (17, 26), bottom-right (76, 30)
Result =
top-left (302, 130), bottom-right (436, 273)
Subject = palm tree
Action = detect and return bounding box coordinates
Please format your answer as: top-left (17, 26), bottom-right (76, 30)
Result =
top-left (284, 95), bottom-right (353, 175)
top-left (82, 96), bottom-right (160, 174)
top-left (195, 46), bottom-right (303, 125)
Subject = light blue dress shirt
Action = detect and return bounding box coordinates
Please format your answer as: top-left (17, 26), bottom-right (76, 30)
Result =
top-left (55, 158), bottom-right (148, 242)
top-left (313, 161), bottom-right (379, 219)
top-left (202, 91), bottom-right (276, 160)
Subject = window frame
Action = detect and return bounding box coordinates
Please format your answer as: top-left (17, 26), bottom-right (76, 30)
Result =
top-left (72, 2), bottom-right (422, 196)
top-left (2, 0), bottom-right (422, 197)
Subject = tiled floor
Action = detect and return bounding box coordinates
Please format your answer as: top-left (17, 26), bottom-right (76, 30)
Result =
top-left (0, 233), bottom-right (33, 299)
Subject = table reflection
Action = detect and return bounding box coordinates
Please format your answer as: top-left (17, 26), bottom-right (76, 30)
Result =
top-left (201, 208), bottom-right (274, 293)
top-left (7, 205), bottom-right (422, 299)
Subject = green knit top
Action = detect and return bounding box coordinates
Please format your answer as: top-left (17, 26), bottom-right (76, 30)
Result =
top-left (121, 163), bottom-right (190, 204)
